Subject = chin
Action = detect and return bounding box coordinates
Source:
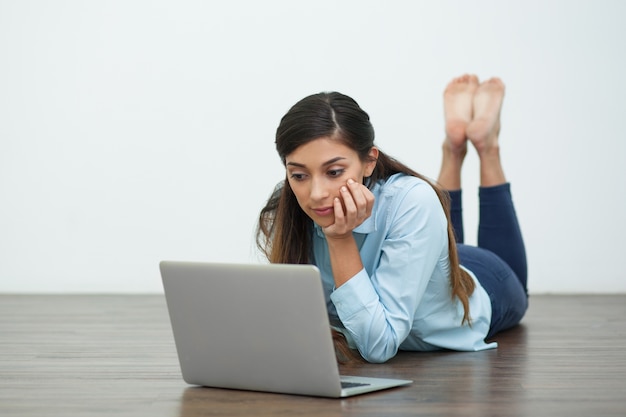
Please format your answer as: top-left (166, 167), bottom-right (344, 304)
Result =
top-left (312, 216), bottom-right (335, 228)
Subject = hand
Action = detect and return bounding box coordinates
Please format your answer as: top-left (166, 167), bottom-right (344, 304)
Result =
top-left (323, 179), bottom-right (375, 239)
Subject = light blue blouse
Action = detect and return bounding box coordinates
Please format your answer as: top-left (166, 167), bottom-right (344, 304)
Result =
top-left (311, 173), bottom-right (496, 363)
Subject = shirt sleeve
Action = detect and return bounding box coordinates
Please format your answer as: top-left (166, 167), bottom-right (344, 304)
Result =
top-left (329, 180), bottom-right (449, 363)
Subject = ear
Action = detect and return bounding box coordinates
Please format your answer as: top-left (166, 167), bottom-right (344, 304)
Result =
top-left (364, 147), bottom-right (379, 177)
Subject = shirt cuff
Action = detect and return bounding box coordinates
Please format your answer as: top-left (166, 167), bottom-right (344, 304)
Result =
top-left (330, 268), bottom-right (379, 318)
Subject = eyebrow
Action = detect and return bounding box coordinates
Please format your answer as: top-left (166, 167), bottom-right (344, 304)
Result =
top-left (286, 156), bottom-right (346, 168)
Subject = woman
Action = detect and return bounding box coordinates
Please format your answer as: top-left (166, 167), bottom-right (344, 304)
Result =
top-left (257, 74), bottom-right (528, 363)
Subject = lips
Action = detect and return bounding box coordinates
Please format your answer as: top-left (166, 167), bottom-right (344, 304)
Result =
top-left (312, 207), bottom-right (333, 216)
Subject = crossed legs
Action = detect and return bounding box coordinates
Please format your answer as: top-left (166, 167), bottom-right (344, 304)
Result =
top-left (437, 75), bottom-right (528, 336)
top-left (438, 74), bottom-right (506, 190)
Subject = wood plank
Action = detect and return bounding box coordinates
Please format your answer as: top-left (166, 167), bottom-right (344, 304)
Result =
top-left (0, 295), bottom-right (625, 416)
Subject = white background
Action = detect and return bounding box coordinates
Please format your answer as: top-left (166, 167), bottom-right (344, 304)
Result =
top-left (1, 0), bottom-right (625, 293)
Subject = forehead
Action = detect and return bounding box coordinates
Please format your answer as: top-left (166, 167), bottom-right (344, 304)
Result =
top-left (285, 137), bottom-right (357, 165)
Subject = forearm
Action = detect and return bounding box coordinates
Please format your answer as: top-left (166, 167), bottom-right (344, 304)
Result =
top-left (326, 235), bottom-right (363, 288)
top-left (330, 271), bottom-right (404, 363)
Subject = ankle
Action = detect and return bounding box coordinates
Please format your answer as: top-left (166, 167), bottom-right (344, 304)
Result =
top-left (476, 140), bottom-right (500, 160)
top-left (438, 146), bottom-right (465, 190)
top-left (478, 148), bottom-right (506, 187)
top-left (443, 140), bottom-right (468, 160)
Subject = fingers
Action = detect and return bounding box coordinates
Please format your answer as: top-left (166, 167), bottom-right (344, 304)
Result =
top-left (324, 179), bottom-right (375, 239)
top-left (346, 179), bottom-right (374, 220)
top-left (336, 179), bottom-right (374, 227)
top-left (332, 196), bottom-right (345, 224)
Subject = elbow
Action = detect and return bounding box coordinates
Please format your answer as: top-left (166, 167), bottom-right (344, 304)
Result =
top-left (357, 325), bottom-right (405, 363)
top-left (359, 346), bottom-right (398, 364)
top-left (364, 355), bottom-right (393, 364)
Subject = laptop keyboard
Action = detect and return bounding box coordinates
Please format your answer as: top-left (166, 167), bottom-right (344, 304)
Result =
top-left (341, 381), bottom-right (371, 389)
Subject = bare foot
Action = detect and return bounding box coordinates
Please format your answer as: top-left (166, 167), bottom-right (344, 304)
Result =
top-left (466, 77), bottom-right (505, 155)
top-left (443, 74), bottom-right (479, 154)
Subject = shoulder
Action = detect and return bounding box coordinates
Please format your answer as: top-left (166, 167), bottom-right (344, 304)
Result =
top-left (373, 173), bottom-right (447, 230)
top-left (375, 173), bottom-right (440, 207)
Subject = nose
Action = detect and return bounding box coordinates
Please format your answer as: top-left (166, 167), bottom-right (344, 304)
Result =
top-left (310, 176), bottom-right (330, 202)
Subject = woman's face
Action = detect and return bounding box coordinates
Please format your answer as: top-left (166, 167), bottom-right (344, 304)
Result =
top-left (285, 137), bottom-right (377, 227)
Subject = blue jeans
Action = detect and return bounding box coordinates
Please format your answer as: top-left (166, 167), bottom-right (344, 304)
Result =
top-left (449, 184), bottom-right (528, 339)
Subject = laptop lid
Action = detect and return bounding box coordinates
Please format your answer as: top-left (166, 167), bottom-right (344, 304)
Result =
top-left (160, 261), bottom-right (412, 398)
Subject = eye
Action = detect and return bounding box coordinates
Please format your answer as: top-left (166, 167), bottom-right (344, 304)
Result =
top-left (327, 169), bottom-right (345, 178)
top-left (289, 172), bottom-right (307, 181)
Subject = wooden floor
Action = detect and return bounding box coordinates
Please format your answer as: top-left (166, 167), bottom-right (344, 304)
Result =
top-left (1, 294), bottom-right (625, 417)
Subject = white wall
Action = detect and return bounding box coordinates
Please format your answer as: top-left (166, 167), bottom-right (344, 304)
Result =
top-left (1, 0), bottom-right (625, 293)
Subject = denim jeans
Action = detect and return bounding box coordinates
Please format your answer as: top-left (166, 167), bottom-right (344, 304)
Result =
top-left (449, 184), bottom-right (528, 338)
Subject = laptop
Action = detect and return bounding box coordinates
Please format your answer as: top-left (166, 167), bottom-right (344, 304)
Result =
top-left (159, 261), bottom-right (412, 398)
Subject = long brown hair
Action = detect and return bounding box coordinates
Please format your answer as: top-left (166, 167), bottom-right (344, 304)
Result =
top-left (257, 92), bottom-right (475, 326)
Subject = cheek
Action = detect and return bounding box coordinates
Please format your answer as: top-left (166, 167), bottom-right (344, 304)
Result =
top-left (288, 182), bottom-right (307, 205)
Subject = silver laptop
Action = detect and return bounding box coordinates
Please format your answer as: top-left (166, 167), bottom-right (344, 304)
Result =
top-left (160, 261), bottom-right (412, 398)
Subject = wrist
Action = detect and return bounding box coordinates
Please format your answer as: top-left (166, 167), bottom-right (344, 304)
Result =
top-left (325, 233), bottom-right (356, 246)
